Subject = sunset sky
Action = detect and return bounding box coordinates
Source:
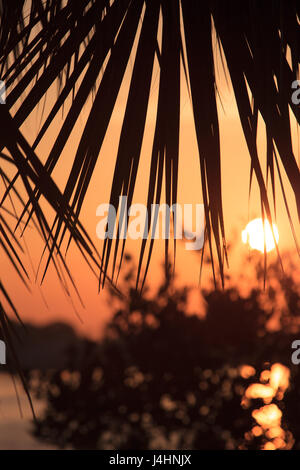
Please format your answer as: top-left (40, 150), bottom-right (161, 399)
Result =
top-left (1, 39), bottom-right (299, 339)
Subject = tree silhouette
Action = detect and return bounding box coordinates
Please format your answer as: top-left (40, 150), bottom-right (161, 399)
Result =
top-left (28, 254), bottom-right (300, 449)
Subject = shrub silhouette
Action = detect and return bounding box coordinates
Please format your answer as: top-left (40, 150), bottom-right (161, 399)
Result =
top-left (29, 254), bottom-right (300, 449)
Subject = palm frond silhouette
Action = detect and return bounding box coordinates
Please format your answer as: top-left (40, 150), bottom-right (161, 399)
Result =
top-left (0, 0), bottom-right (299, 297)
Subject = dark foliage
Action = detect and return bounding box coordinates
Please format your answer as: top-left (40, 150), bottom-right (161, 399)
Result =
top-left (0, 0), bottom-right (299, 422)
top-left (0, 0), bottom-right (299, 289)
top-left (28, 255), bottom-right (300, 449)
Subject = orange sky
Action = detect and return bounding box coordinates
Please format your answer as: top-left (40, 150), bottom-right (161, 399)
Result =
top-left (1, 36), bottom-right (299, 339)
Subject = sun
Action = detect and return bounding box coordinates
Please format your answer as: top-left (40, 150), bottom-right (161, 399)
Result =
top-left (242, 218), bottom-right (279, 253)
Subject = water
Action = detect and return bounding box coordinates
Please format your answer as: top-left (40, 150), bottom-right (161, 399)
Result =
top-left (0, 373), bottom-right (56, 450)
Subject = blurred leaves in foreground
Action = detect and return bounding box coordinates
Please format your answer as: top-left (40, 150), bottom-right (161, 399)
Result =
top-left (27, 253), bottom-right (300, 450)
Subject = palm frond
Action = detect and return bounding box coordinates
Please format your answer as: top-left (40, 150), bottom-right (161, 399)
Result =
top-left (0, 0), bottom-right (298, 292)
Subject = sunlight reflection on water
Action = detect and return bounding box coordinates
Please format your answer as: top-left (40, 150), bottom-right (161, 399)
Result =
top-left (241, 363), bottom-right (293, 450)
